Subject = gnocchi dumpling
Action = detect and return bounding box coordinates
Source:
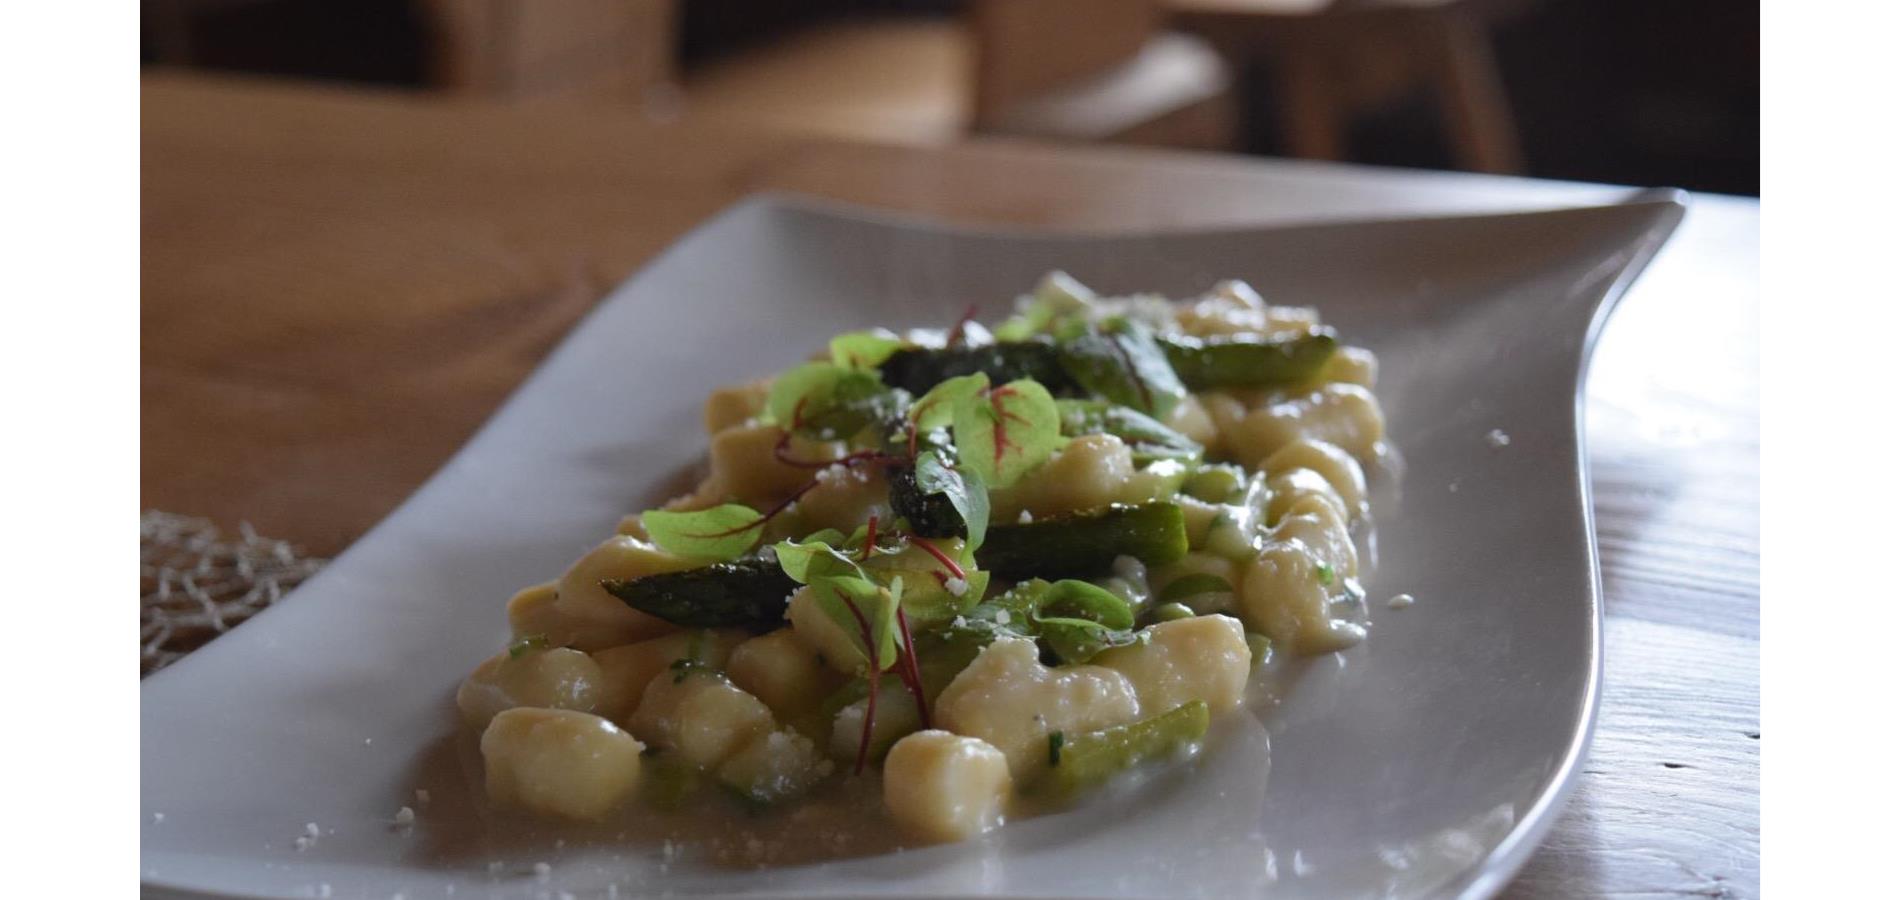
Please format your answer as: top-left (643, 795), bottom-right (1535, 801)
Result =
top-left (727, 627), bottom-right (843, 731)
top-left (934, 637), bottom-right (1141, 778)
top-left (456, 646), bottom-right (602, 727)
top-left (591, 628), bottom-right (749, 723)
top-left (1094, 615), bottom-right (1252, 716)
top-left (481, 708), bottom-right (643, 820)
top-left (883, 730), bottom-right (1013, 843)
top-left (629, 668), bottom-right (776, 768)
top-left (1221, 383), bottom-right (1386, 464)
top-left (552, 536), bottom-right (697, 650)
top-left (989, 433), bottom-right (1135, 520)
top-left (1263, 438), bottom-right (1367, 519)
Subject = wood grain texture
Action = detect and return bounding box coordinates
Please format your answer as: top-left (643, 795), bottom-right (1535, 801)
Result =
top-left (140, 75), bottom-right (1759, 897)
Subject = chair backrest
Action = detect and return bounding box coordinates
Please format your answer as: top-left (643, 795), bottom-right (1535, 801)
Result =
top-left (967, 0), bottom-right (1161, 126)
top-left (421, 0), bottom-right (678, 104)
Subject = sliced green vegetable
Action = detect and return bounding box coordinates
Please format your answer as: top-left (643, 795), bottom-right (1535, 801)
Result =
top-left (1182, 463), bottom-right (1247, 503)
top-left (1032, 701), bottom-right (1210, 799)
top-left (642, 504), bottom-right (765, 563)
top-left (1056, 319), bottom-right (1187, 420)
top-left (603, 557), bottom-right (795, 633)
top-left (1056, 400), bottom-right (1203, 465)
top-left (1033, 579), bottom-right (1139, 664)
top-left (977, 502), bottom-right (1188, 580)
top-left (1158, 330), bottom-right (1338, 390)
top-left (1247, 632), bottom-right (1273, 669)
top-left (1159, 573), bottom-right (1234, 605)
top-left (1151, 602), bottom-right (1195, 623)
top-left (877, 341), bottom-right (1078, 397)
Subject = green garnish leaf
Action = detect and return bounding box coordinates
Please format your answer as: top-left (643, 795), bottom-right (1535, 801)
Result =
top-left (1048, 731), bottom-right (1065, 766)
top-left (909, 372), bottom-right (989, 432)
top-left (507, 633), bottom-right (549, 659)
top-left (1057, 318), bottom-right (1187, 419)
top-left (810, 575), bottom-right (900, 670)
top-left (914, 449), bottom-right (990, 554)
top-left (1316, 562), bottom-right (1336, 586)
top-left (830, 330), bottom-right (909, 370)
top-left (1159, 573), bottom-right (1235, 605)
top-left (952, 377), bottom-right (1063, 489)
top-left (765, 362), bottom-right (898, 439)
top-left (642, 504), bottom-right (765, 563)
top-left (772, 532), bottom-right (862, 584)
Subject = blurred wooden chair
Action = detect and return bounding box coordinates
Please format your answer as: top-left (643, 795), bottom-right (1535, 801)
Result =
top-left (683, 2), bottom-right (1235, 150)
top-left (965, 0), bottom-right (1236, 150)
top-left (423, 0), bottom-right (1233, 150)
top-left (419, 0), bottom-right (678, 105)
top-left (1170, 0), bottom-right (1526, 172)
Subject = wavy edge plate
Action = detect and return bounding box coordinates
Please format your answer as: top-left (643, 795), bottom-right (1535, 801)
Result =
top-left (142, 190), bottom-right (1687, 900)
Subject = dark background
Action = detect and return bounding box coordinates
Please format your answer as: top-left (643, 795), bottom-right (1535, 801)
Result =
top-left (142, 0), bottom-right (1758, 196)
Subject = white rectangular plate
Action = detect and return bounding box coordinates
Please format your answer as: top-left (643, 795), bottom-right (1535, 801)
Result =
top-left (142, 193), bottom-right (1684, 899)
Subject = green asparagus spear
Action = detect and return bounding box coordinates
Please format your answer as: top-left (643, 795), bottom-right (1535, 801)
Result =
top-left (1055, 399), bottom-right (1203, 464)
top-left (1158, 330), bottom-right (1338, 390)
top-left (603, 557), bottom-right (795, 633)
top-left (877, 341), bottom-right (1079, 396)
top-left (1035, 701), bottom-right (1211, 799)
top-left (976, 502), bottom-right (1188, 580)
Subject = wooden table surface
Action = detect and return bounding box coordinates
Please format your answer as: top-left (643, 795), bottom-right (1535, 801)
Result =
top-left (142, 74), bottom-right (1760, 898)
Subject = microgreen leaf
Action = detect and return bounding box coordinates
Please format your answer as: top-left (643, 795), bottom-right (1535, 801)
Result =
top-left (811, 575), bottom-right (900, 670)
top-left (952, 378), bottom-right (1063, 489)
top-left (914, 449), bottom-right (990, 554)
top-left (642, 504), bottom-right (764, 562)
top-left (909, 372), bottom-right (989, 432)
top-left (765, 362), bottom-right (898, 439)
top-left (773, 534), bottom-right (863, 584)
top-left (1057, 318), bottom-right (1187, 419)
top-left (830, 330), bottom-right (909, 370)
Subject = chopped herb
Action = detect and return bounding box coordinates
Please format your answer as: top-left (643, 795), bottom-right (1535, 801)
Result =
top-left (1048, 731), bottom-right (1065, 766)
top-left (507, 634), bottom-right (549, 659)
top-left (669, 657), bottom-right (714, 683)
top-left (1316, 562), bottom-right (1336, 586)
